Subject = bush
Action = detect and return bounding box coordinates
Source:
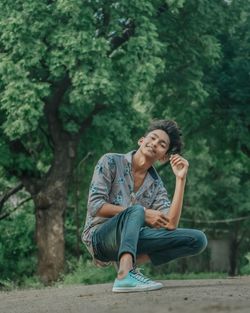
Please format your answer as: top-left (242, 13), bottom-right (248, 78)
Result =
top-left (240, 252), bottom-right (250, 275)
top-left (60, 257), bottom-right (116, 285)
top-left (0, 204), bottom-right (36, 285)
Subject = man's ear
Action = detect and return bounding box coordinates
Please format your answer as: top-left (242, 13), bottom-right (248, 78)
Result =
top-left (138, 137), bottom-right (145, 147)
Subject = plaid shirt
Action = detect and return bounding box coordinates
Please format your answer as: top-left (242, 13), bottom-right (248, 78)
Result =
top-left (82, 150), bottom-right (171, 266)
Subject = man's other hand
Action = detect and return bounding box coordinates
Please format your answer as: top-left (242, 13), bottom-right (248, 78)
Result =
top-left (145, 209), bottom-right (169, 228)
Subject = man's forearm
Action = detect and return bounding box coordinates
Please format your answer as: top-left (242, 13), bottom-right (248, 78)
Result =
top-left (166, 177), bottom-right (186, 229)
top-left (96, 203), bottom-right (124, 218)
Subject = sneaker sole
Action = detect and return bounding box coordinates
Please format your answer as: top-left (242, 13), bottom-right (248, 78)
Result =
top-left (112, 283), bottom-right (163, 293)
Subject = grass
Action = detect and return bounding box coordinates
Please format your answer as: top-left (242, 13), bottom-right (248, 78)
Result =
top-left (58, 259), bottom-right (229, 286)
top-left (152, 272), bottom-right (228, 280)
top-left (0, 259), bottom-right (237, 291)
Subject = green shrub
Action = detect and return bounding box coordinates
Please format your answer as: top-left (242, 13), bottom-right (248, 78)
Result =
top-left (0, 205), bottom-right (36, 284)
top-left (240, 252), bottom-right (250, 275)
top-left (60, 258), bottom-right (116, 285)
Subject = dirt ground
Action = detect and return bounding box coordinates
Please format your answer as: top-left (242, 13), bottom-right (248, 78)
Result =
top-left (0, 276), bottom-right (250, 313)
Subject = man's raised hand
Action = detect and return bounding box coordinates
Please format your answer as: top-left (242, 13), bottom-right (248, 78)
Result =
top-left (170, 154), bottom-right (189, 179)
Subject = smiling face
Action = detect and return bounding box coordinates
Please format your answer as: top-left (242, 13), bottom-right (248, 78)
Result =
top-left (138, 129), bottom-right (170, 163)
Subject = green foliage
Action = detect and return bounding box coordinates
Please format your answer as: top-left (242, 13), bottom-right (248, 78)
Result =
top-left (61, 258), bottom-right (117, 285)
top-left (59, 259), bottom-right (228, 286)
top-left (240, 253), bottom-right (250, 275)
top-left (149, 0), bottom-right (250, 221)
top-left (0, 203), bottom-right (36, 283)
top-left (0, 0), bottom-right (249, 284)
top-left (0, 0), bottom-right (164, 178)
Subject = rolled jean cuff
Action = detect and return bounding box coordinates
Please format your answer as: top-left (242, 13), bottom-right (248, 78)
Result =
top-left (118, 249), bottom-right (136, 265)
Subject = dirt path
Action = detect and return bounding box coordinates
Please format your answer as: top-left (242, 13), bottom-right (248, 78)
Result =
top-left (1, 276), bottom-right (250, 313)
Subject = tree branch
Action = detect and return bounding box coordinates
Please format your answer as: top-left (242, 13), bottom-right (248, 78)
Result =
top-left (38, 125), bottom-right (54, 151)
top-left (108, 20), bottom-right (135, 57)
top-left (75, 103), bottom-right (107, 141)
top-left (0, 183), bottom-right (24, 212)
top-left (0, 197), bottom-right (32, 221)
top-left (77, 152), bottom-right (93, 169)
top-left (9, 139), bottom-right (30, 156)
top-left (44, 75), bottom-right (71, 145)
top-left (241, 144), bottom-right (250, 158)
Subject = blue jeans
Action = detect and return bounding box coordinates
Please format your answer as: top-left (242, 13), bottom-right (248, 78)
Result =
top-left (92, 205), bottom-right (207, 266)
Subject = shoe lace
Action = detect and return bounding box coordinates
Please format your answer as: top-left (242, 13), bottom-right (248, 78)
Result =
top-left (130, 267), bottom-right (151, 283)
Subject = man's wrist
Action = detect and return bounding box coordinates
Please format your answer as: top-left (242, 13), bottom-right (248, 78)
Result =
top-left (176, 175), bottom-right (187, 182)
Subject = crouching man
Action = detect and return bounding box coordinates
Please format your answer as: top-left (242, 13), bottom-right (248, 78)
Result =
top-left (82, 119), bottom-right (207, 292)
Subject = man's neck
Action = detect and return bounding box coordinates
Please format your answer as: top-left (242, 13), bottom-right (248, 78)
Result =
top-left (132, 150), bottom-right (153, 174)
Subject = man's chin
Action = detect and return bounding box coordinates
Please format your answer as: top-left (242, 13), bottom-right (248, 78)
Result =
top-left (142, 149), bottom-right (157, 160)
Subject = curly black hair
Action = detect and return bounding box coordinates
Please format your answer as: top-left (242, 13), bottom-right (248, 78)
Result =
top-left (144, 119), bottom-right (183, 154)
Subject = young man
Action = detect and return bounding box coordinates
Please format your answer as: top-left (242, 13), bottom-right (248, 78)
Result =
top-left (82, 119), bottom-right (207, 293)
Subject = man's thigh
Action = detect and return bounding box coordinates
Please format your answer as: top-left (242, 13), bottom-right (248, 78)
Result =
top-left (92, 205), bottom-right (146, 261)
top-left (92, 215), bottom-right (121, 262)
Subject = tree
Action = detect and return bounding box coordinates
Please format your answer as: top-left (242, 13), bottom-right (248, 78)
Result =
top-left (149, 0), bottom-right (250, 274)
top-left (1, 0), bottom-right (249, 282)
top-left (0, 0), bottom-right (166, 283)
top-left (204, 0), bottom-right (250, 274)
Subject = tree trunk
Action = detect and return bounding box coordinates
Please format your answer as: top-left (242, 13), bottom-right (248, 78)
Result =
top-left (32, 142), bottom-right (75, 284)
top-left (229, 225), bottom-right (239, 276)
top-left (229, 238), bottom-right (238, 276)
top-left (35, 190), bottom-right (66, 284)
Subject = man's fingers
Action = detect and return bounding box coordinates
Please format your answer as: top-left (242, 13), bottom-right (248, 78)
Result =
top-left (171, 157), bottom-right (183, 165)
top-left (155, 220), bottom-right (168, 228)
top-left (172, 160), bottom-right (184, 168)
top-left (158, 216), bottom-right (169, 227)
top-left (170, 154), bottom-right (189, 167)
top-left (146, 210), bottom-right (169, 228)
top-left (160, 214), bottom-right (169, 222)
top-left (170, 154), bottom-right (180, 160)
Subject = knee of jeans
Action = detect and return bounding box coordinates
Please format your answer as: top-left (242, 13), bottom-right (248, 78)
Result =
top-left (193, 230), bottom-right (207, 253)
top-left (126, 204), bottom-right (145, 217)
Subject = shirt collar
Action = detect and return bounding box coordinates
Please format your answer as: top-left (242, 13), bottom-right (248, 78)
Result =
top-left (124, 150), bottom-right (159, 181)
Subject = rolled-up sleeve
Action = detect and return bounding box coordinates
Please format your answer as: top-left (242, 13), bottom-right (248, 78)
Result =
top-left (87, 154), bottom-right (114, 217)
top-left (151, 180), bottom-right (171, 215)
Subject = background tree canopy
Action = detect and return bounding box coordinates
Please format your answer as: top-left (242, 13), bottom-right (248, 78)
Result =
top-left (0, 0), bottom-right (249, 284)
